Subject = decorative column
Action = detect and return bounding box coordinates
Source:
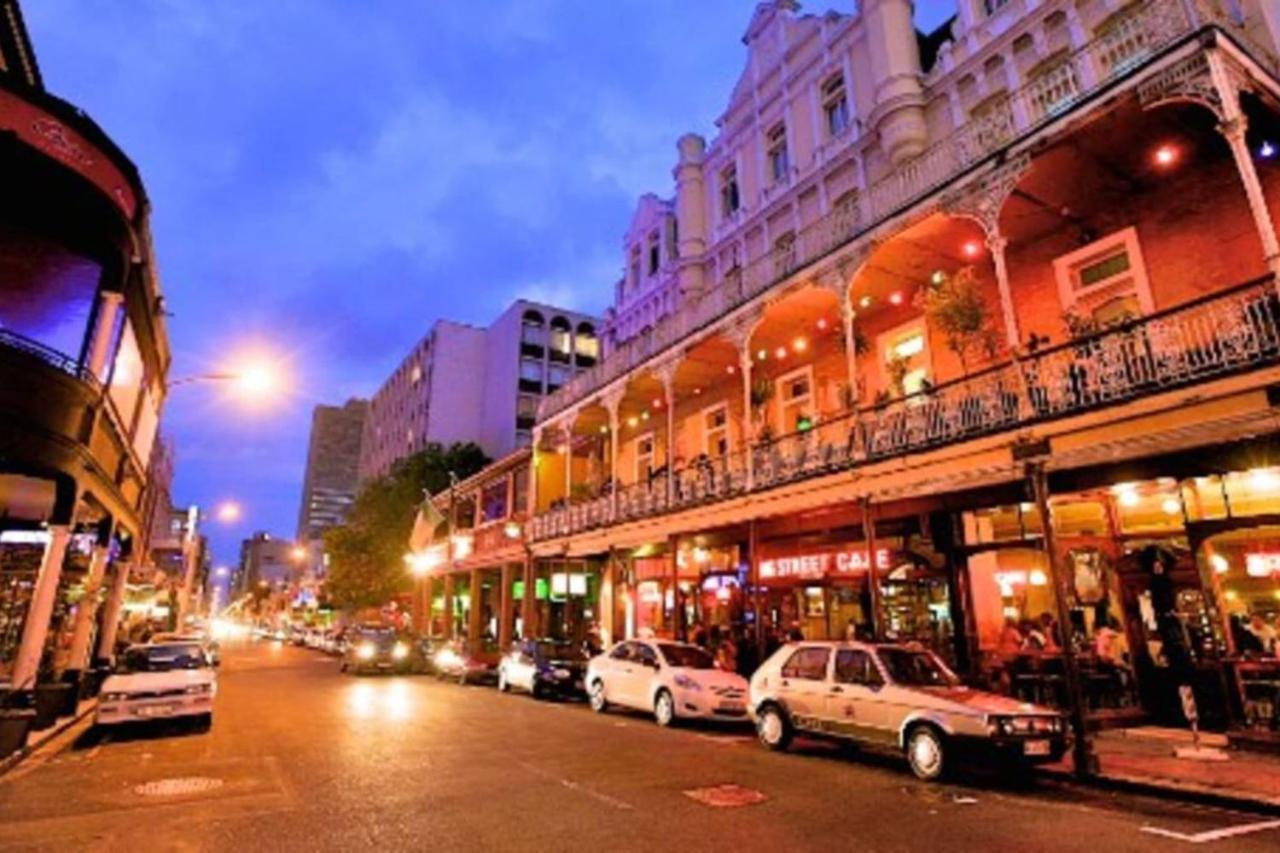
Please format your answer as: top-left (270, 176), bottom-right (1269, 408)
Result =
top-left (442, 573), bottom-right (455, 640)
top-left (96, 558), bottom-right (132, 663)
top-left (987, 234), bottom-right (1020, 351)
top-left (529, 427), bottom-right (543, 516)
top-left (726, 313), bottom-right (760, 492)
top-left (468, 568), bottom-right (482, 644)
top-left (499, 563), bottom-right (515, 648)
top-left (1221, 115), bottom-right (1280, 286)
top-left (67, 532), bottom-right (113, 673)
top-left (862, 498), bottom-right (884, 641)
top-left (655, 360), bottom-right (678, 505)
top-left (520, 556), bottom-right (536, 639)
top-left (562, 413), bottom-right (578, 508)
top-left (602, 389), bottom-right (625, 519)
top-left (11, 524), bottom-right (73, 690)
top-left (86, 291), bottom-right (124, 381)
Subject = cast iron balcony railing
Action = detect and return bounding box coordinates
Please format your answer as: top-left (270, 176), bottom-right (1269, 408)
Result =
top-left (537, 0), bottom-right (1274, 426)
top-left (530, 276), bottom-right (1280, 541)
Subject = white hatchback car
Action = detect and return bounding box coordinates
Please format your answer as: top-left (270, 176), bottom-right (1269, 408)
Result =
top-left (585, 639), bottom-right (749, 726)
top-left (97, 642), bottom-right (218, 729)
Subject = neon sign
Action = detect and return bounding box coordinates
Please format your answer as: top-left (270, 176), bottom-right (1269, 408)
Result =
top-left (759, 548), bottom-right (891, 581)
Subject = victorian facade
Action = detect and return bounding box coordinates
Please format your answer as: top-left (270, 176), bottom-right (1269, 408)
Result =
top-left (515, 0), bottom-right (1280, 742)
top-left (0, 0), bottom-right (171, 704)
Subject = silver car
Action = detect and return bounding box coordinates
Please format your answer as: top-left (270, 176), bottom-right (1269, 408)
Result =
top-left (749, 641), bottom-right (1066, 780)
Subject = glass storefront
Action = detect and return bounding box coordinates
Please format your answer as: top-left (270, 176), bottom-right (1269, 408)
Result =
top-left (527, 560), bottom-right (600, 644)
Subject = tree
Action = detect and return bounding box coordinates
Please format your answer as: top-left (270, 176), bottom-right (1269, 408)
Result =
top-left (323, 442), bottom-right (489, 613)
top-left (920, 266), bottom-right (999, 373)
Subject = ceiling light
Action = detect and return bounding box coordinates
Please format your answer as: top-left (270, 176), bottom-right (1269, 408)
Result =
top-left (1153, 144), bottom-right (1179, 168)
top-left (641, 411), bottom-right (650, 421)
top-left (652, 398), bottom-right (662, 408)
top-left (792, 337), bottom-right (807, 353)
top-left (775, 347), bottom-right (787, 359)
top-left (1209, 553), bottom-right (1229, 575)
top-left (889, 291), bottom-right (904, 306)
top-left (962, 241), bottom-right (982, 259)
top-left (816, 318), bottom-right (828, 331)
top-left (1161, 497), bottom-right (1181, 516)
top-left (626, 416), bottom-right (638, 428)
top-left (757, 349), bottom-right (767, 361)
top-left (726, 365), bottom-right (736, 375)
top-left (859, 295), bottom-right (871, 309)
top-left (693, 387), bottom-right (702, 395)
top-left (1260, 140), bottom-right (1276, 159)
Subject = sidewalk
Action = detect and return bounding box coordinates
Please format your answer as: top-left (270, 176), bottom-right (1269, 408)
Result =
top-left (1044, 727), bottom-right (1280, 810)
top-left (0, 698), bottom-right (96, 778)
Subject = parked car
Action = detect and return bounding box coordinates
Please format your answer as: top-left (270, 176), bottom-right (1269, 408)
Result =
top-left (585, 639), bottom-right (749, 726)
top-left (150, 631), bottom-right (220, 666)
top-left (341, 625), bottom-right (411, 675)
top-left (749, 641), bottom-right (1067, 781)
top-left (497, 639), bottom-right (587, 699)
top-left (96, 642), bottom-right (217, 729)
top-left (433, 638), bottom-right (501, 685)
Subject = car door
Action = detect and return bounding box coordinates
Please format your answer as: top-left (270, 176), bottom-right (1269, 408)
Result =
top-left (828, 648), bottom-right (895, 745)
top-left (626, 643), bottom-right (661, 709)
top-left (601, 642), bottom-right (638, 707)
top-left (777, 646), bottom-right (832, 734)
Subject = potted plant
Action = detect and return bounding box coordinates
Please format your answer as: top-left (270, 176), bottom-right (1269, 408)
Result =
top-left (920, 266), bottom-right (1000, 375)
top-left (0, 691), bottom-right (36, 760)
top-left (30, 661), bottom-right (75, 731)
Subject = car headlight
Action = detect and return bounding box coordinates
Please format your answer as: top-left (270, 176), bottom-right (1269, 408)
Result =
top-left (356, 642), bottom-right (376, 660)
top-left (392, 642), bottom-right (409, 660)
top-left (435, 649), bottom-right (461, 668)
top-left (185, 683), bottom-right (213, 695)
top-left (101, 692), bottom-right (128, 703)
top-left (672, 674), bottom-right (702, 691)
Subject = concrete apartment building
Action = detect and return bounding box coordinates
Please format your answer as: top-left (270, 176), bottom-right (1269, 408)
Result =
top-left (297, 398), bottom-right (367, 543)
top-left (359, 300), bottom-right (601, 481)
top-left (412, 1), bottom-right (1280, 748)
top-left (235, 532), bottom-right (298, 596)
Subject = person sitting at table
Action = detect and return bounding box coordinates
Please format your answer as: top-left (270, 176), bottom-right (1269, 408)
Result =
top-left (997, 618), bottom-right (1024, 655)
top-left (1037, 612), bottom-right (1061, 651)
top-left (1020, 618), bottom-right (1049, 651)
top-left (1246, 613), bottom-right (1278, 656)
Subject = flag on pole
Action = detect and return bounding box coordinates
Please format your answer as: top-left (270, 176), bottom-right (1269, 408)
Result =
top-left (408, 491), bottom-right (447, 552)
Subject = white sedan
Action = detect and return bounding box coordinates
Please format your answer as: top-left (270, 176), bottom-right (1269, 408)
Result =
top-left (96, 642), bottom-right (217, 729)
top-left (585, 639), bottom-right (749, 726)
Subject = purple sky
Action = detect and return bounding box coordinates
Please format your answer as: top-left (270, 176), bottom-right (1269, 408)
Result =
top-left (25, 1), bottom-right (954, 566)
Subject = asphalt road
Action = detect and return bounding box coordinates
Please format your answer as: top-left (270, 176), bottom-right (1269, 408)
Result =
top-left (1, 642), bottom-right (1278, 852)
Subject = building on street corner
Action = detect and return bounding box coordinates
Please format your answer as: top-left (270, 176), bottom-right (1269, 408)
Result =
top-left (408, 1), bottom-right (1280, 754)
top-left (0, 0), bottom-right (170, 706)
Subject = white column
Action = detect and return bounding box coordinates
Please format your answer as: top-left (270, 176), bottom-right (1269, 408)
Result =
top-left (96, 559), bottom-right (132, 662)
top-left (86, 291), bottom-right (124, 380)
top-left (988, 234), bottom-right (1022, 351)
top-left (841, 290), bottom-right (859, 410)
top-left (606, 401), bottom-right (621, 518)
top-left (660, 369), bottom-right (677, 505)
top-left (1221, 116), bottom-right (1280, 288)
top-left (740, 348), bottom-right (755, 492)
top-left (563, 422), bottom-right (574, 504)
top-left (529, 427), bottom-right (543, 514)
top-left (66, 543), bottom-right (111, 672)
top-left (11, 525), bottom-right (73, 690)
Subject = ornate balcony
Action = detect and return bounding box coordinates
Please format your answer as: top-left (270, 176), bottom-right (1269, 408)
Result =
top-left (530, 276), bottom-right (1280, 541)
top-left (538, 0), bottom-right (1273, 426)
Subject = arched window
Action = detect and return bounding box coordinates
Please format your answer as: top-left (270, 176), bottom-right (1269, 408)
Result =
top-left (521, 310), bottom-right (545, 347)
top-left (575, 322), bottom-right (598, 360)
top-left (549, 316), bottom-right (572, 356)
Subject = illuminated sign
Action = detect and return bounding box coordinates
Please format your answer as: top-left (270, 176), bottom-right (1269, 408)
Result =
top-left (759, 548), bottom-right (891, 581)
top-left (1245, 552), bottom-right (1280, 578)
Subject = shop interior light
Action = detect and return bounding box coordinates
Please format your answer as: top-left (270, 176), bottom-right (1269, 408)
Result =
top-left (1209, 553), bottom-right (1229, 574)
top-left (859, 295), bottom-right (872, 309)
top-left (775, 347), bottom-right (788, 359)
top-left (1028, 569), bottom-right (1048, 587)
top-left (817, 318), bottom-right (829, 331)
top-left (1249, 467), bottom-right (1280, 492)
top-left (1153, 144), bottom-right (1179, 168)
top-left (1161, 497), bottom-right (1182, 516)
top-left (1260, 140), bottom-right (1277, 159)
top-left (889, 291), bottom-right (904, 306)
top-left (792, 337), bottom-right (807, 353)
top-left (962, 241), bottom-right (982, 259)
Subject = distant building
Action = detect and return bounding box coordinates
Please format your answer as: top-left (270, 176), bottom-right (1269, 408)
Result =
top-left (235, 532), bottom-right (297, 597)
top-left (359, 300), bottom-right (600, 481)
top-left (296, 398), bottom-right (367, 542)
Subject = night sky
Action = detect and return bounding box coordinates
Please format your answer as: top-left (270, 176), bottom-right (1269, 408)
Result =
top-left (24, 1), bottom-right (953, 566)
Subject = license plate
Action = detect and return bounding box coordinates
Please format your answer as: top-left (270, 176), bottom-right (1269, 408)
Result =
top-left (718, 702), bottom-right (745, 713)
top-left (137, 704), bottom-right (178, 717)
top-left (1023, 739), bottom-right (1051, 756)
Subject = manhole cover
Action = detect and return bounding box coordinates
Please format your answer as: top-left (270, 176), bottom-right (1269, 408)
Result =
top-left (683, 784), bottom-right (768, 808)
top-left (134, 777), bottom-right (224, 797)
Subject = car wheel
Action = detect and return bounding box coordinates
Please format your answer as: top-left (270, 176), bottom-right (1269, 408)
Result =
top-left (530, 681), bottom-right (543, 700)
top-left (906, 725), bottom-right (947, 782)
top-left (654, 689), bottom-right (676, 727)
top-left (588, 680), bottom-right (608, 713)
top-left (498, 670), bottom-right (510, 693)
top-left (193, 713), bottom-right (213, 732)
top-left (756, 704), bottom-right (792, 751)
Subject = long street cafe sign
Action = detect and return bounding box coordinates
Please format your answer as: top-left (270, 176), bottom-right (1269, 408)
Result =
top-left (759, 548), bottom-right (892, 581)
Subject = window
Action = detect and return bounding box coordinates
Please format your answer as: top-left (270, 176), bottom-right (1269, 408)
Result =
top-left (108, 321), bottom-right (144, 428)
top-left (880, 321), bottom-right (930, 398)
top-left (512, 465), bottom-right (529, 513)
top-left (481, 478), bottom-right (508, 523)
top-left (984, 0), bottom-right (1012, 14)
top-left (703, 404), bottom-right (729, 458)
top-left (517, 394), bottom-right (539, 423)
top-left (780, 647), bottom-right (830, 681)
top-left (767, 123), bottom-right (789, 184)
top-left (574, 323), bottom-right (598, 359)
top-left (630, 246), bottom-right (642, 290)
top-left (610, 643), bottom-right (634, 661)
top-left (834, 649), bottom-right (883, 686)
top-left (0, 223), bottom-right (103, 360)
top-left (822, 75), bottom-right (850, 137)
top-left (648, 231), bottom-right (660, 276)
top-left (547, 364), bottom-right (570, 390)
top-left (410, 363), bottom-right (422, 384)
top-left (1052, 227), bottom-right (1153, 329)
top-left (520, 310), bottom-right (545, 346)
top-left (776, 366), bottom-right (814, 433)
top-left (633, 643), bottom-right (658, 668)
top-left (635, 433), bottom-right (655, 483)
top-left (519, 359), bottom-right (543, 384)
top-left (549, 317), bottom-right (572, 355)
top-left (720, 164), bottom-right (740, 218)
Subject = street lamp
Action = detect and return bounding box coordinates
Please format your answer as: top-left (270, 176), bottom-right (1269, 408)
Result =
top-left (215, 502), bottom-right (242, 524)
top-left (290, 546), bottom-right (308, 562)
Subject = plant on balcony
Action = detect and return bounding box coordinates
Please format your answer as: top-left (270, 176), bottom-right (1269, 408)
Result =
top-left (749, 378), bottom-right (775, 446)
top-left (885, 352), bottom-right (910, 398)
top-left (920, 266), bottom-right (999, 374)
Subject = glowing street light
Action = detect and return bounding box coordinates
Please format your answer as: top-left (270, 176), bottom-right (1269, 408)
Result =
top-left (290, 545), bottom-right (308, 562)
top-left (215, 501), bottom-right (242, 523)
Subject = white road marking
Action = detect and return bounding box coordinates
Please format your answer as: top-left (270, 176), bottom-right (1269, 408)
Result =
top-left (1140, 819), bottom-right (1280, 844)
top-left (515, 760), bottom-right (634, 811)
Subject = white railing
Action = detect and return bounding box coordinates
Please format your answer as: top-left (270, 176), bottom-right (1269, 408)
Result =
top-left (532, 277), bottom-right (1280, 540)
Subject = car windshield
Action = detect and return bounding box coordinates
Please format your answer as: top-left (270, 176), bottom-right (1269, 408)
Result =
top-left (875, 648), bottom-right (959, 687)
top-left (535, 642), bottom-right (583, 662)
top-left (657, 644), bottom-right (714, 669)
top-left (119, 644), bottom-right (208, 673)
top-left (356, 628), bottom-right (396, 645)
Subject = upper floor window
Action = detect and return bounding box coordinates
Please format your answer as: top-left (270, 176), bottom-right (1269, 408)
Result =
top-left (702, 403), bottom-right (729, 458)
top-left (881, 320), bottom-right (931, 398)
top-left (481, 478), bottom-right (509, 523)
top-left (549, 317), bottom-right (572, 355)
top-left (521, 310), bottom-right (545, 346)
top-left (519, 359), bottom-right (543, 384)
top-left (720, 165), bottom-right (740, 218)
top-left (517, 394), bottom-right (539, 421)
top-left (984, 0), bottom-right (1013, 14)
top-left (647, 231), bottom-right (660, 276)
top-left (822, 75), bottom-right (850, 138)
top-left (574, 323), bottom-right (598, 359)
top-left (776, 366), bottom-right (814, 433)
top-left (629, 246), bottom-right (642, 289)
top-left (767, 123), bottom-right (789, 184)
top-left (1052, 227), bottom-right (1153, 331)
top-left (547, 363), bottom-right (571, 389)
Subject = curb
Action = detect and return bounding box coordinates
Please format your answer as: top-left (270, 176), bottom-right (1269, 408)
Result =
top-left (0, 700), bottom-right (97, 779)
top-left (1038, 766), bottom-right (1280, 817)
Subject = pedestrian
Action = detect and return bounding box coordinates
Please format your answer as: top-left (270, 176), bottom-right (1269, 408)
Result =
top-left (716, 636), bottom-right (738, 672)
top-left (1246, 613), bottom-right (1278, 655)
top-left (844, 617), bottom-right (858, 641)
top-left (787, 623), bottom-right (804, 642)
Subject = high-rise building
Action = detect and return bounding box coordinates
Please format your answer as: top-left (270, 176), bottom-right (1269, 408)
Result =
top-left (297, 398), bottom-right (367, 542)
top-left (235, 532), bottom-right (298, 597)
top-left (359, 300), bottom-right (600, 481)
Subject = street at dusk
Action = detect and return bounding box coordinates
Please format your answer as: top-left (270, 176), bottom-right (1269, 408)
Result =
top-left (5, 0), bottom-right (1280, 850)
top-left (3, 640), bottom-right (1278, 852)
